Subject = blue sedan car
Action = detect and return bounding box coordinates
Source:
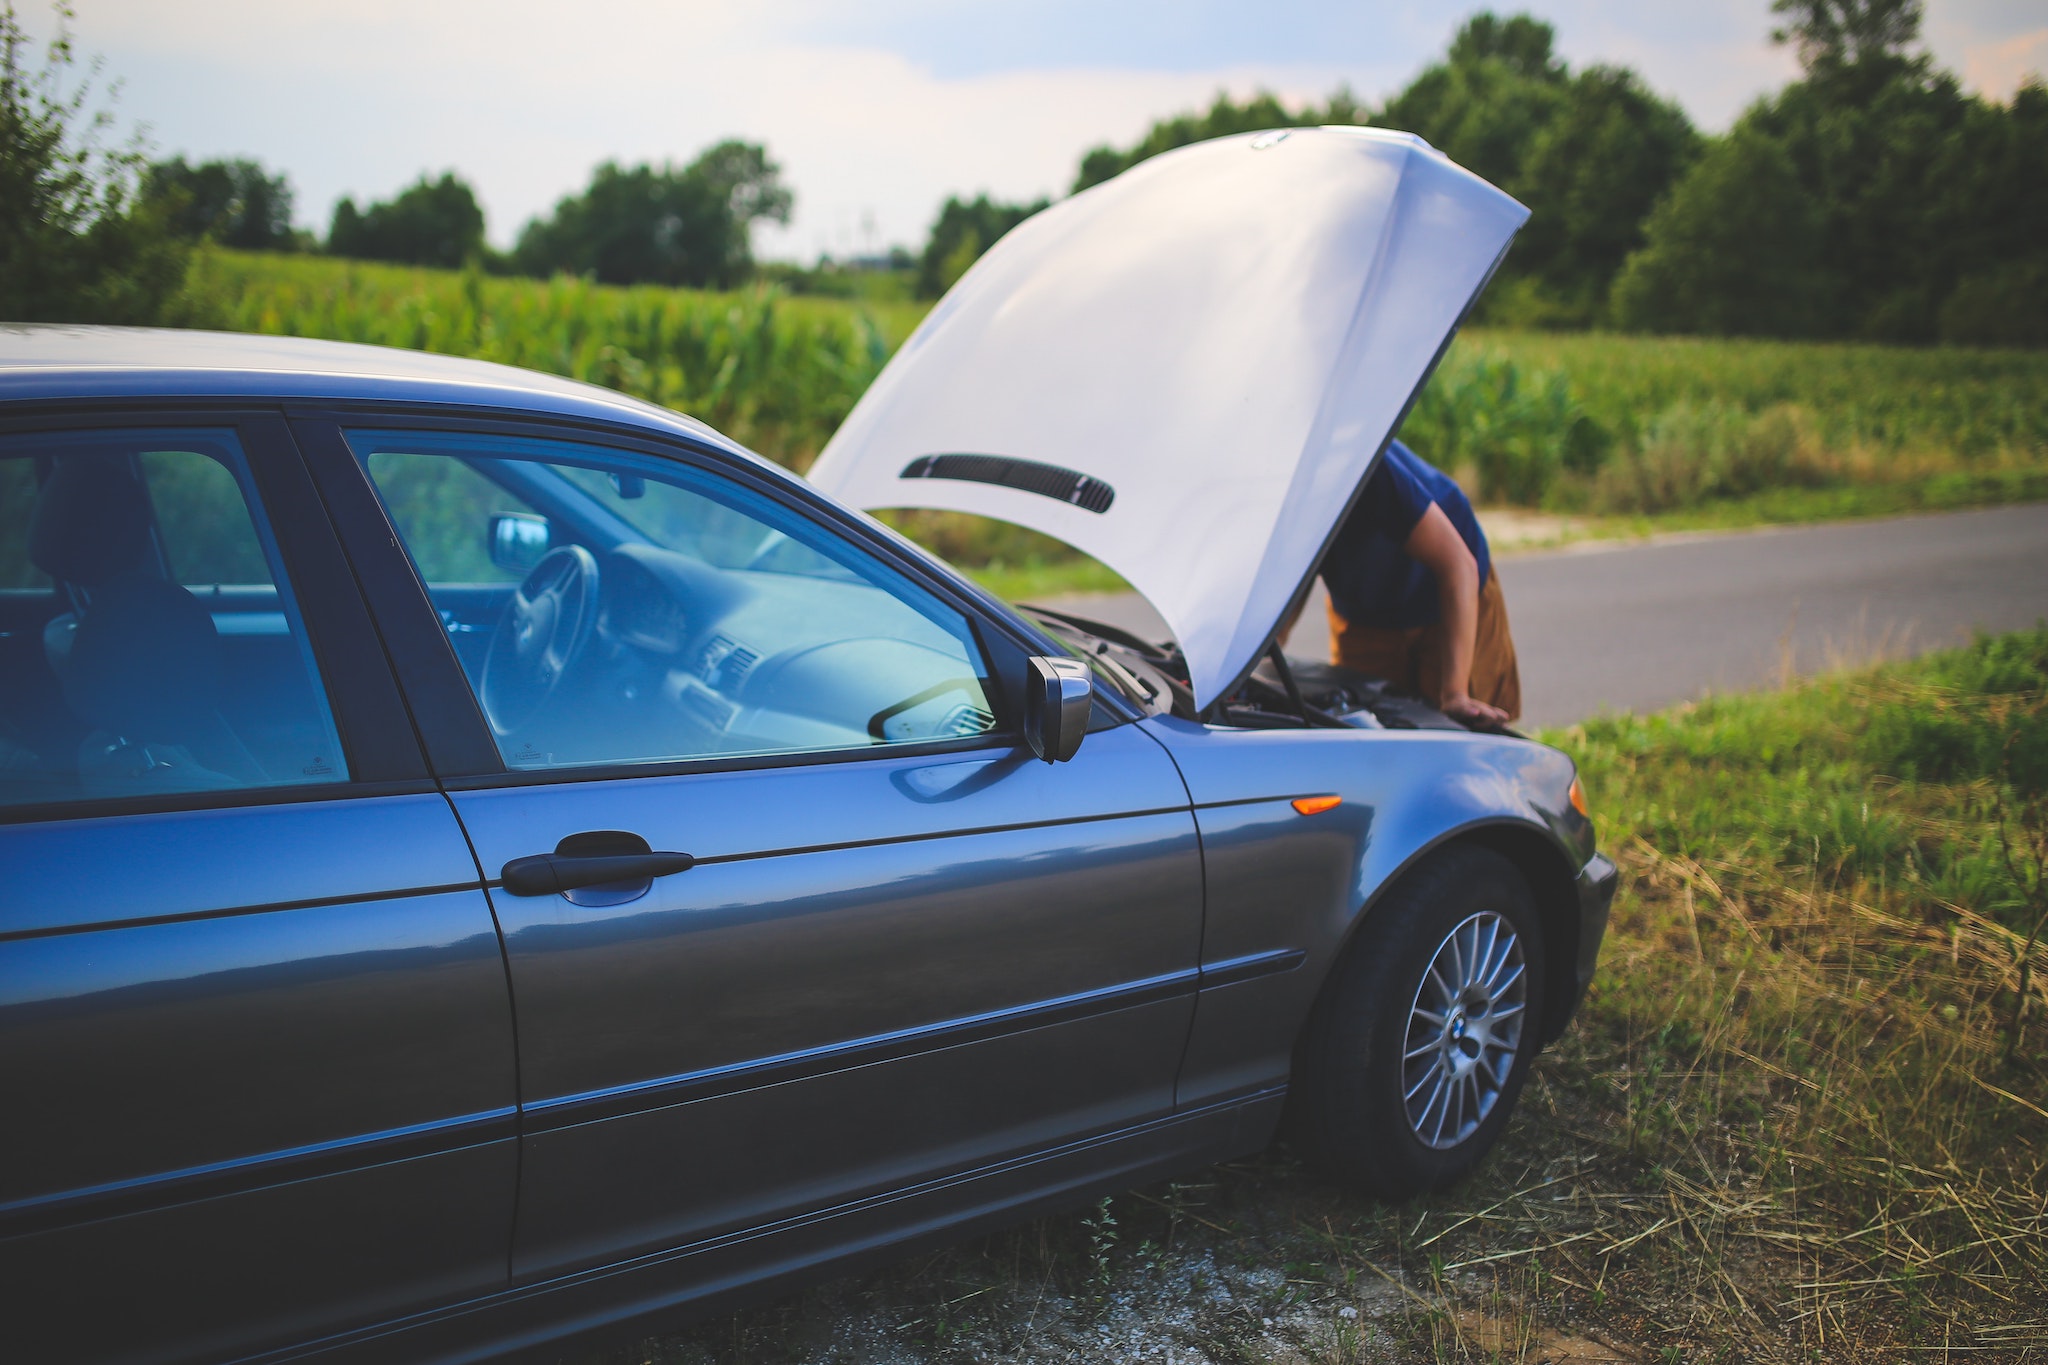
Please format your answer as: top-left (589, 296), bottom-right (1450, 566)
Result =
top-left (1, 129), bottom-right (1612, 1364)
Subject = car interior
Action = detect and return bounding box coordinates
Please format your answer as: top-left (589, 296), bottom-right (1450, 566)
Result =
top-left (0, 429), bottom-right (1010, 812)
top-left (354, 436), bottom-right (1002, 771)
top-left (0, 437), bottom-right (346, 808)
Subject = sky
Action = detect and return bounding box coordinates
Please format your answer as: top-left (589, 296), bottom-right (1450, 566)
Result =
top-left (27, 0), bottom-right (2048, 262)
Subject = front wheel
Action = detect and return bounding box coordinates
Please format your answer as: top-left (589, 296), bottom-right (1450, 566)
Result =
top-left (1289, 844), bottom-right (1546, 1201)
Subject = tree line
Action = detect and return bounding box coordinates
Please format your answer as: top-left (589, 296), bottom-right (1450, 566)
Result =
top-left (144, 144), bottom-right (791, 289)
top-left (927, 1), bottom-right (2046, 346)
top-left (3, 0), bottom-right (2042, 345)
top-left (0, 0), bottom-right (793, 317)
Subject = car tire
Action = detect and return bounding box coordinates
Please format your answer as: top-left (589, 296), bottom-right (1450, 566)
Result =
top-left (1289, 843), bottom-right (1546, 1201)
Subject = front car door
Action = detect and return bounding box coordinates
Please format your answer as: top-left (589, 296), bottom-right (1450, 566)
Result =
top-left (0, 413), bottom-right (518, 1363)
top-left (302, 415), bottom-right (1207, 1280)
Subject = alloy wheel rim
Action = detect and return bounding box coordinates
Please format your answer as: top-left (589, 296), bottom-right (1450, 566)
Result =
top-left (1401, 910), bottom-right (1527, 1151)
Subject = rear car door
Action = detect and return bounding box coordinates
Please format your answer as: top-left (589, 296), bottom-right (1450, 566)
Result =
top-left (0, 413), bottom-right (518, 1363)
top-left (298, 415), bottom-right (1205, 1279)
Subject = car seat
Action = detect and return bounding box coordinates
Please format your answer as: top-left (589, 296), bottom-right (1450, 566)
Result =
top-left (28, 453), bottom-right (265, 795)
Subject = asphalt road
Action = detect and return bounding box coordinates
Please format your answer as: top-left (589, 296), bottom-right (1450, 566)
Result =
top-left (1045, 502), bottom-right (2048, 728)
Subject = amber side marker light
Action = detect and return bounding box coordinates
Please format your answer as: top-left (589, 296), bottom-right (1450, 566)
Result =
top-left (1291, 795), bottom-right (1343, 816)
top-left (1568, 777), bottom-right (1590, 818)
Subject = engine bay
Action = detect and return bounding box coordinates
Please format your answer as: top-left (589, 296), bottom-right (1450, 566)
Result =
top-left (1018, 607), bottom-right (1479, 734)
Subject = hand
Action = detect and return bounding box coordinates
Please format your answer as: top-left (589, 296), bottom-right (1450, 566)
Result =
top-left (1440, 693), bottom-right (1510, 729)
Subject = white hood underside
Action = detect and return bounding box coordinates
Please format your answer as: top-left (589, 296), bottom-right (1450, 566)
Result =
top-left (807, 127), bottom-right (1528, 708)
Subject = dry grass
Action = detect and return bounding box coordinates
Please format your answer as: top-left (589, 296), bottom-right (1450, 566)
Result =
top-left (1524, 834), bottom-right (2048, 1357)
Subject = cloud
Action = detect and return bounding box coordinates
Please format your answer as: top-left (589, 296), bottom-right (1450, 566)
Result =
top-left (1961, 28), bottom-right (2048, 101)
top-left (54, 0), bottom-right (1361, 257)
top-left (35, 0), bottom-right (2048, 263)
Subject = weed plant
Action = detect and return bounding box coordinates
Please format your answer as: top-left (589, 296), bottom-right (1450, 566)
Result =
top-left (585, 631), bottom-right (2048, 1364)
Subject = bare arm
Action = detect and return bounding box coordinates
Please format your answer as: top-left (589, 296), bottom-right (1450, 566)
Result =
top-left (1403, 503), bottom-right (1508, 727)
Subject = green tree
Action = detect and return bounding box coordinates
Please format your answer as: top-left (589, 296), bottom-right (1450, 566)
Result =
top-left (1057, 14), bottom-right (1698, 328)
top-left (914, 194), bottom-right (1047, 299)
top-left (1933, 82), bottom-right (2048, 346)
top-left (1374, 14), bottom-right (1703, 326)
top-left (145, 156), bottom-right (297, 250)
top-left (1378, 12), bottom-right (1568, 190)
top-left (687, 140), bottom-right (793, 242)
top-left (1071, 91), bottom-right (1314, 194)
top-left (1609, 0), bottom-right (2046, 344)
top-left (1939, 256), bottom-right (2048, 348)
top-left (328, 171), bottom-right (485, 269)
top-left (1609, 126), bottom-right (1825, 337)
top-left (0, 2), bottom-right (186, 323)
top-left (1654, 0), bottom-right (2038, 343)
top-left (1501, 66), bottom-right (1698, 324)
top-left (1447, 10), bottom-right (1565, 76)
top-left (1065, 17), bottom-right (1579, 203)
top-left (1748, 0), bottom-right (1950, 338)
top-left (513, 141), bottom-right (791, 289)
top-left (1770, 0), bottom-right (1924, 71)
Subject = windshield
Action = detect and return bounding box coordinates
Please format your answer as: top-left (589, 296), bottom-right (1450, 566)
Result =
top-left (552, 465), bottom-right (862, 581)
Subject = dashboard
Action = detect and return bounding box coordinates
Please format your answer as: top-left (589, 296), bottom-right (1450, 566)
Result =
top-left (517, 541), bottom-right (999, 767)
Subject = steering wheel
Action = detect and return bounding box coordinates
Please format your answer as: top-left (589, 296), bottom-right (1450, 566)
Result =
top-left (480, 545), bottom-right (600, 736)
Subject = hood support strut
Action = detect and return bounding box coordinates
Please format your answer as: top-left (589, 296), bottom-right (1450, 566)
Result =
top-left (1223, 641), bottom-right (1347, 729)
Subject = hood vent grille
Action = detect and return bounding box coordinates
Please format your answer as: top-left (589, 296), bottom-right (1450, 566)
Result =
top-left (900, 454), bottom-right (1114, 514)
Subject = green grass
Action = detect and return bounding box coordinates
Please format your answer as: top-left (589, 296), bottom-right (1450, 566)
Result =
top-left (577, 630), bottom-right (2048, 1364)
top-left (176, 251), bottom-right (2048, 584)
top-left (1479, 465), bottom-right (2048, 555)
top-left (1688, 466), bottom-right (2048, 526)
top-left (958, 556), bottom-right (1129, 603)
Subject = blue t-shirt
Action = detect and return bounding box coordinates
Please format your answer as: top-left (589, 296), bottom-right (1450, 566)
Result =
top-left (1321, 441), bottom-right (1490, 630)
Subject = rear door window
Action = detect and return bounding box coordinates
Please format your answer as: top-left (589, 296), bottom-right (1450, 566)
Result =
top-left (0, 429), bottom-right (347, 808)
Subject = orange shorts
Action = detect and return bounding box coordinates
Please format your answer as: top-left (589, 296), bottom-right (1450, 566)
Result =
top-left (1327, 569), bottom-right (1522, 722)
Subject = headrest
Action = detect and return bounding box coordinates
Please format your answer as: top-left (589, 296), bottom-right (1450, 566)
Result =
top-left (64, 573), bottom-right (221, 743)
top-left (29, 454), bottom-right (153, 587)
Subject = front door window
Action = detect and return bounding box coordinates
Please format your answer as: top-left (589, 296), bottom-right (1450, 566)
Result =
top-left (351, 430), bottom-right (998, 771)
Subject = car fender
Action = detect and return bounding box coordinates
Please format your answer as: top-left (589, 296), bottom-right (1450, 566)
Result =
top-left (1134, 716), bottom-right (1595, 1111)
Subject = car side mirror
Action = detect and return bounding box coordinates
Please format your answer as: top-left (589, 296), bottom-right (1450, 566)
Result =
top-left (489, 513), bottom-right (552, 574)
top-left (1023, 656), bottom-right (1092, 763)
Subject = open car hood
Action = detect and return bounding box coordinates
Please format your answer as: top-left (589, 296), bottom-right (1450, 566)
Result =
top-left (806, 127), bottom-right (1527, 708)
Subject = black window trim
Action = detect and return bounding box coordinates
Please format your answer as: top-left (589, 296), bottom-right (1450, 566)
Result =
top-left (288, 416), bottom-right (505, 778)
top-left (0, 404), bottom-right (432, 826)
top-left (284, 401), bottom-right (1138, 787)
top-left (0, 777), bottom-right (446, 828)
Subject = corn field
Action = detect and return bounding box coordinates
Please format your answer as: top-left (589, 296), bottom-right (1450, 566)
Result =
top-left (180, 250), bottom-right (927, 469)
top-left (181, 251), bottom-right (2048, 530)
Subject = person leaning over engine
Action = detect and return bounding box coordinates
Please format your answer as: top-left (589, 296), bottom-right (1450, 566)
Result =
top-left (1303, 439), bottom-right (1521, 727)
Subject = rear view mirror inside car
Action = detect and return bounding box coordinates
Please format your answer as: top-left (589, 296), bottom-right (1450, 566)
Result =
top-left (489, 512), bottom-right (552, 574)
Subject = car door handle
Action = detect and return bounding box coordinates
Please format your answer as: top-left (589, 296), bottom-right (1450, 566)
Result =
top-left (500, 850), bottom-right (696, 897)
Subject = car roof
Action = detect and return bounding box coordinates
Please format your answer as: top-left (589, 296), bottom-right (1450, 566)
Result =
top-left (0, 324), bottom-right (751, 458)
